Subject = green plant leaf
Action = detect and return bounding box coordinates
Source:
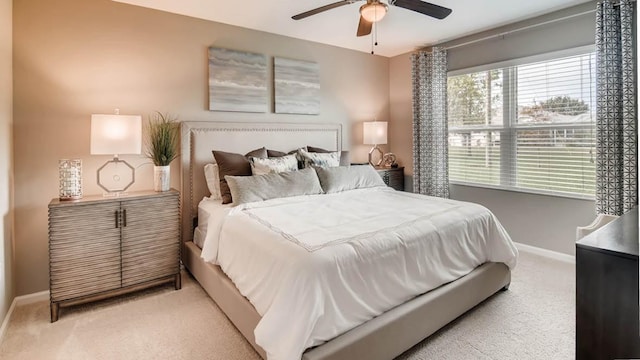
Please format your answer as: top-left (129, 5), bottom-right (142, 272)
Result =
top-left (145, 111), bottom-right (179, 166)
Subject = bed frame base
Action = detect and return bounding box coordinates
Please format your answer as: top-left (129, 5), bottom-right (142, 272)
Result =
top-left (184, 241), bottom-right (510, 360)
top-left (184, 242), bottom-right (266, 358)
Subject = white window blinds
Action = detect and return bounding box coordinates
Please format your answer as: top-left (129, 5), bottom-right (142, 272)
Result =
top-left (448, 52), bottom-right (596, 198)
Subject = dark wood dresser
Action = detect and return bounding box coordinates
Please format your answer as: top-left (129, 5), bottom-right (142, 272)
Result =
top-left (576, 207), bottom-right (639, 359)
top-left (374, 166), bottom-right (405, 191)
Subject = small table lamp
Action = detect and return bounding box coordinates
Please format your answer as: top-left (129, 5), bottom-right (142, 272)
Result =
top-left (90, 112), bottom-right (142, 194)
top-left (363, 121), bottom-right (387, 166)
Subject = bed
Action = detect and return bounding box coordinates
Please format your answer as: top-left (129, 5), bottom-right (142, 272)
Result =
top-left (180, 121), bottom-right (517, 360)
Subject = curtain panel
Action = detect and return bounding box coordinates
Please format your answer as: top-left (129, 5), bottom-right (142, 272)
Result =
top-left (595, 0), bottom-right (638, 215)
top-left (411, 48), bottom-right (450, 198)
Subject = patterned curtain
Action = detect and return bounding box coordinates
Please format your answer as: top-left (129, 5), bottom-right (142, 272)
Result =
top-left (411, 48), bottom-right (449, 198)
top-left (595, 0), bottom-right (638, 215)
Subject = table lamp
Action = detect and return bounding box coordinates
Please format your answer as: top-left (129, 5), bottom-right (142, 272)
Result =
top-left (363, 121), bottom-right (387, 166)
top-left (90, 112), bottom-right (142, 194)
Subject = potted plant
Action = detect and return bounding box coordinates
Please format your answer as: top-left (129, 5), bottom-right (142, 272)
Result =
top-left (145, 111), bottom-right (178, 192)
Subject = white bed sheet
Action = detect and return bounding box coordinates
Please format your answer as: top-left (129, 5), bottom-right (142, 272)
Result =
top-left (194, 197), bottom-right (231, 249)
top-left (199, 187), bottom-right (518, 360)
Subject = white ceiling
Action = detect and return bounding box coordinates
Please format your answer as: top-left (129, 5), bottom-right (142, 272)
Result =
top-left (113, 0), bottom-right (592, 57)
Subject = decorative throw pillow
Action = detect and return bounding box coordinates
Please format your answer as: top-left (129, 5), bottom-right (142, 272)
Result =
top-left (268, 148), bottom-right (307, 169)
top-left (314, 165), bottom-right (386, 193)
top-left (267, 147), bottom-right (305, 157)
top-left (204, 163), bottom-right (221, 200)
top-left (225, 168), bottom-right (324, 205)
top-left (266, 149), bottom-right (288, 158)
top-left (212, 147), bottom-right (268, 204)
top-left (250, 154), bottom-right (298, 175)
top-left (298, 148), bottom-right (340, 168)
top-left (306, 146), bottom-right (331, 153)
top-left (307, 146), bottom-right (351, 167)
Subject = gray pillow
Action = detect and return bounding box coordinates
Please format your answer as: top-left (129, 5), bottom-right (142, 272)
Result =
top-left (267, 147), bottom-right (306, 158)
top-left (225, 168), bottom-right (324, 205)
top-left (338, 151), bottom-right (351, 167)
top-left (314, 165), bottom-right (386, 194)
top-left (212, 148), bottom-right (268, 204)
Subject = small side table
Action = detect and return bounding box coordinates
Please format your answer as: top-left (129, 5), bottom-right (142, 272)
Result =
top-left (374, 166), bottom-right (405, 191)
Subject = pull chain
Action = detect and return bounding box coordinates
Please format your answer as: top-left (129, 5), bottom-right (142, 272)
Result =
top-left (369, 5), bottom-right (380, 55)
top-left (371, 23), bottom-right (374, 54)
top-left (375, 18), bottom-right (378, 47)
top-left (370, 22), bottom-right (380, 55)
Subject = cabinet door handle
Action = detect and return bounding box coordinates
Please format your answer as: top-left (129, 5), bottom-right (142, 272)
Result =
top-left (115, 210), bottom-right (120, 229)
top-left (122, 209), bottom-right (127, 227)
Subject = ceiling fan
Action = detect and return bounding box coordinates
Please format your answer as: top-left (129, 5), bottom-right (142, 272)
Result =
top-left (292, 0), bottom-right (452, 37)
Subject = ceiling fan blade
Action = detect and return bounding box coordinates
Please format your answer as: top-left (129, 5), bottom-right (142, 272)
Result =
top-left (392, 0), bottom-right (452, 19)
top-left (356, 15), bottom-right (372, 37)
top-left (292, 1), bottom-right (353, 20)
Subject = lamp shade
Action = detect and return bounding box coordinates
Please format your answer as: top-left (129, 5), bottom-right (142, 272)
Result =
top-left (363, 121), bottom-right (388, 145)
top-left (360, 2), bottom-right (388, 22)
top-left (90, 114), bottom-right (142, 155)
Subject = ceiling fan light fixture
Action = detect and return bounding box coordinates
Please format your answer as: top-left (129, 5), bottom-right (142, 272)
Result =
top-left (360, 2), bottom-right (388, 23)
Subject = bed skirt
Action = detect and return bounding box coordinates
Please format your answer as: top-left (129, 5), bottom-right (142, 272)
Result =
top-left (183, 241), bottom-right (510, 360)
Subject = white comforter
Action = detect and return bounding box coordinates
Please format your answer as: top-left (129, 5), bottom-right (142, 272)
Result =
top-left (199, 187), bottom-right (517, 360)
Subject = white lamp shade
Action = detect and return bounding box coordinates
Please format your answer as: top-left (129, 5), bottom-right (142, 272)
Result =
top-left (360, 3), bottom-right (388, 22)
top-left (90, 114), bottom-right (142, 155)
top-left (363, 121), bottom-right (388, 145)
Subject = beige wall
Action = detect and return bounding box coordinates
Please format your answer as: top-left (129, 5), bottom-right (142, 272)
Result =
top-left (13, 0), bottom-right (390, 295)
top-left (388, 5), bottom-right (598, 255)
top-left (0, 0), bottom-right (14, 321)
top-left (389, 52), bottom-right (412, 173)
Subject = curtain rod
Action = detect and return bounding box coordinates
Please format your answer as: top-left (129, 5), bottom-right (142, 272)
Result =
top-left (415, 0), bottom-right (634, 53)
top-left (439, 9), bottom-right (596, 50)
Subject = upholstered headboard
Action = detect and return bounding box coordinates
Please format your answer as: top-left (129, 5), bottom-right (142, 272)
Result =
top-left (180, 121), bottom-right (342, 242)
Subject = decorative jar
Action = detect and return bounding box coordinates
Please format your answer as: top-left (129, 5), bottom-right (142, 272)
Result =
top-left (59, 159), bottom-right (82, 200)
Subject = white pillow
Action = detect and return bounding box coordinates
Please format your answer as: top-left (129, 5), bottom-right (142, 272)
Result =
top-left (298, 148), bottom-right (340, 168)
top-left (250, 154), bottom-right (298, 175)
top-left (204, 163), bottom-right (221, 200)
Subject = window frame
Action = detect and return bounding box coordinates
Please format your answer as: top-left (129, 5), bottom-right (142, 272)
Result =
top-left (447, 45), bottom-right (596, 200)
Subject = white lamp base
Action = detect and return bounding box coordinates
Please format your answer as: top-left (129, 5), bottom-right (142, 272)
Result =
top-left (96, 157), bottom-right (135, 194)
top-left (368, 145), bottom-right (384, 167)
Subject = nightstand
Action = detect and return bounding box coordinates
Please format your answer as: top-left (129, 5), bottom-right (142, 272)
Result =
top-left (374, 166), bottom-right (405, 191)
top-left (48, 189), bottom-right (181, 322)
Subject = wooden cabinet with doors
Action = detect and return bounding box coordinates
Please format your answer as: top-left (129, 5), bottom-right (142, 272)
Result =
top-left (48, 189), bottom-right (180, 322)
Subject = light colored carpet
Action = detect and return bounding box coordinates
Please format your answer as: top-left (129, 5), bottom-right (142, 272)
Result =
top-left (0, 251), bottom-right (574, 360)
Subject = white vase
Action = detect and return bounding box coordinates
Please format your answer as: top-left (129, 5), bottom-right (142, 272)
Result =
top-left (154, 165), bottom-right (171, 192)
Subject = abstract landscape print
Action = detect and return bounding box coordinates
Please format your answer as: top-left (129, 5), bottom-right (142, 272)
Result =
top-left (208, 47), bottom-right (268, 112)
top-left (274, 57), bottom-right (320, 115)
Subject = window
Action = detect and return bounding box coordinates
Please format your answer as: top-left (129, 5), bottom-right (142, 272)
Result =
top-left (448, 52), bottom-right (596, 198)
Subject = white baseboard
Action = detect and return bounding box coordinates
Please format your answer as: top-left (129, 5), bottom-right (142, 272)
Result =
top-left (514, 242), bottom-right (575, 264)
top-left (0, 298), bottom-right (17, 343)
top-left (0, 290), bottom-right (49, 343)
top-left (14, 290), bottom-right (49, 305)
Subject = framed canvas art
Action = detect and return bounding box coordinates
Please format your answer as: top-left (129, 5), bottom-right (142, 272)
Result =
top-left (208, 47), bottom-right (268, 113)
top-left (274, 57), bottom-right (320, 115)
